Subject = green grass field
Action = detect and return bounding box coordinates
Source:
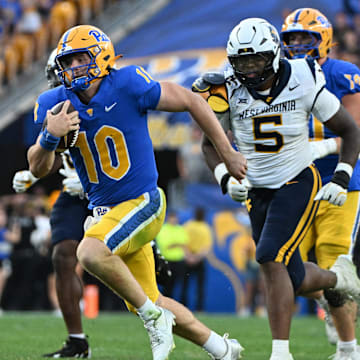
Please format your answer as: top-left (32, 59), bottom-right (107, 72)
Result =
top-left (0, 312), bottom-right (339, 359)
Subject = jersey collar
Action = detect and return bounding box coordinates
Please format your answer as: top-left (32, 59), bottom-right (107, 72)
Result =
top-left (247, 59), bottom-right (291, 105)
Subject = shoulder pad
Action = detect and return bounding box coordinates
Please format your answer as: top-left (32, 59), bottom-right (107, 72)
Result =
top-left (203, 72), bottom-right (226, 85)
top-left (192, 71), bottom-right (226, 93)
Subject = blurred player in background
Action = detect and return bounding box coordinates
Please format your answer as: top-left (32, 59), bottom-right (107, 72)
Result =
top-left (27, 25), bottom-right (245, 360)
top-left (13, 49), bottom-right (92, 358)
top-left (281, 8), bottom-right (360, 359)
top-left (196, 17), bottom-right (360, 360)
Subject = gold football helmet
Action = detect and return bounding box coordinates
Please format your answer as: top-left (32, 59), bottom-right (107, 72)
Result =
top-left (281, 8), bottom-right (333, 59)
top-left (56, 25), bottom-right (116, 91)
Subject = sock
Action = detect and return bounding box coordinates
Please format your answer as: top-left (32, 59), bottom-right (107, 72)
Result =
top-left (202, 331), bottom-right (227, 358)
top-left (69, 334), bottom-right (86, 339)
top-left (272, 339), bottom-right (290, 356)
top-left (338, 339), bottom-right (357, 351)
top-left (137, 297), bottom-right (161, 321)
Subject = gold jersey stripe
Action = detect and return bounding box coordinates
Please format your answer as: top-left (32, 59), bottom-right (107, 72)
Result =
top-left (275, 165), bottom-right (321, 264)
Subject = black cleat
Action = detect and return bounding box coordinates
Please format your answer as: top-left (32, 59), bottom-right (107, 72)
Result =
top-left (152, 243), bottom-right (172, 287)
top-left (43, 336), bottom-right (91, 358)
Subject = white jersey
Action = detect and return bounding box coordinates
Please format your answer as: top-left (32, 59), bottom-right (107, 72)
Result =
top-left (221, 58), bottom-right (340, 188)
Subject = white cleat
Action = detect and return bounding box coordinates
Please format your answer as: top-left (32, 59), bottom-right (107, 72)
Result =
top-left (143, 308), bottom-right (176, 360)
top-left (331, 255), bottom-right (360, 302)
top-left (208, 334), bottom-right (244, 359)
top-left (329, 347), bottom-right (360, 360)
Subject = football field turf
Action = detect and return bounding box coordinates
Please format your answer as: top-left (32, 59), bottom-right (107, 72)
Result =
top-left (0, 312), bottom-right (339, 359)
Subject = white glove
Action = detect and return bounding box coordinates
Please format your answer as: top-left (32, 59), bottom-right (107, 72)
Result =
top-left (59, 152), bottom-right (84, 198)
top-left (12, 170), bottom-right (39, 193)
top-left (59, 151), bottom-right (77, 178)
top-left (310, 138), bottom-right (337, 161)
top-left (83, 206), bottom-right (111, 232)
top-left (214, 163), bottom-right (251, 203)
top-left (314, 182), bottom-right (347, 206)
top-left (314, 162), bottom-right (352, 206)
top-left (62, 175), bottom-right (84, 197)
top-left (83, 215), bottom-right (99, 232)
top-left (227, 177), bottom-right (250, 202)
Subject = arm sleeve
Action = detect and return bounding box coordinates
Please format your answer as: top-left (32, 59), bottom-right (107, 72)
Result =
top-left (302, 60), bottom-right (340, 122)
top-left (33, 94), bottom-right (49, 126)
top-left (334, 61), bottom-right (360, 99)
top-left (311, 88), bottom-right (341, 123)
top-left (128, 65), bottom-right (161, 112)
top-left (33, 89), bottom-right (64, 126)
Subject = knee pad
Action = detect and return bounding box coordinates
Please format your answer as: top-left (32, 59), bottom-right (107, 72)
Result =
top-left (324, 288), bottom-right (347, 308)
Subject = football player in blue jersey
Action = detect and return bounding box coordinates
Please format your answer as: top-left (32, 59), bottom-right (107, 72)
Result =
top-left (13, 49), bottom-right (92, 358)
top-left (281, 8), bottom-right (360, 359)
top-left (27, 25), bottom-right (246, 360)
top-left (196, 17), bottom-right (360, 360)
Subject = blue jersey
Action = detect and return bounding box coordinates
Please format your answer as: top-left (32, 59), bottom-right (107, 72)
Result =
top-left (34, 66), bottom-right (161, 208)
top-left (309, 57), bottom-right (360, 190)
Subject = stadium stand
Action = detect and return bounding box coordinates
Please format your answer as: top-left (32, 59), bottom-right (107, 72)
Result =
top-left (0, 0), bottom-right (123, 89)
top-left (0, 0), bottom-right (170, 135)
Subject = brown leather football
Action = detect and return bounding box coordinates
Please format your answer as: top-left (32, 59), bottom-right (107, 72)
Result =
top-left (43, 101), bottom-right (79, 152)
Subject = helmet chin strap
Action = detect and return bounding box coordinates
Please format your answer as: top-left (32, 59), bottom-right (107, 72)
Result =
top-left (72, 76), bottom-right (91, 91)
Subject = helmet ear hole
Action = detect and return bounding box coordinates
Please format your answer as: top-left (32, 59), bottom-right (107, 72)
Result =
top-left (45, 48), bottom-right (62, 89)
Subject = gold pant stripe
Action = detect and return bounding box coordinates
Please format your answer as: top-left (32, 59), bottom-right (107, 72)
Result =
top-left (284, 193), bottom-right (320, 265)
top-left (275, 165), bottom-right (321, 264)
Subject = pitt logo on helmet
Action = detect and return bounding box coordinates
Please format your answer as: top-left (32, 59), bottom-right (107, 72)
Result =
top-left (89, 29), bottom-right (110, 43)
top-left (55, 25), bottom-right (117, 91)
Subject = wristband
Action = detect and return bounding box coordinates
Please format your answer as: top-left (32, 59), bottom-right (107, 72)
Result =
top-left (331, 162), bottom-right (353, 189)
top-left (335, 162), bottom-right (353, 178)
top-left (214, 162), bottom-right (230, 194)
top-left (39, 128), bottom-right (60, 151)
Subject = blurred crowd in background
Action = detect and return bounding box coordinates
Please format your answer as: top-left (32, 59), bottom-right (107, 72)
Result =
top-left (1, 0), bottom-right (360, 95)
top-left (282, 2), bottom-right (360, 67)
top-left (0, 0), bottom-right (114, 95)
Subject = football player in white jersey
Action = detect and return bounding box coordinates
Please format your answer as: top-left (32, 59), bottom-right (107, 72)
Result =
top-left (194, 18), bottom-right (360, 360)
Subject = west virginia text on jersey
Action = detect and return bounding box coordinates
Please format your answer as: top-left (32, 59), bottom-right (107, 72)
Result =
top-left (34, 66), bottom-right (161, 208)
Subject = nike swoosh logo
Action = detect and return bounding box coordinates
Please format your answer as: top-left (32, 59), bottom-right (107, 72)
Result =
top-left (105, 102), bottom-right (117, 112)
top-left (289, 84), bottom-right (300, 91)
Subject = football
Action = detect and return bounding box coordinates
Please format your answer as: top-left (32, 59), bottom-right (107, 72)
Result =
top-left (43, 100), bottom-right (79, 152)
